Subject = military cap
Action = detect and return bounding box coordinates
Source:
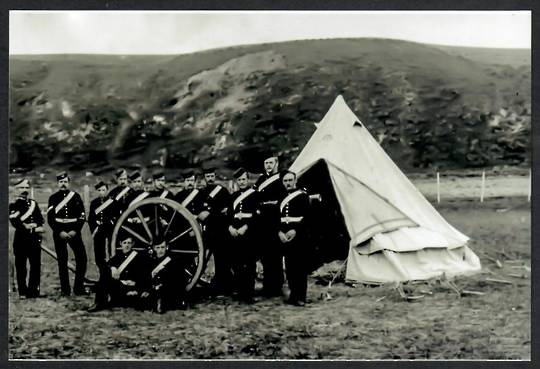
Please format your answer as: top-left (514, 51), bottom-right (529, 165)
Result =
top-left (280, 170), bottom-right (297, 181)
top-left (152, 171), bottom-right (165, 180)
top-left (13, 178), bottom-right (29, 188)
top-left (56, 171), bottom-right (68, 181)
top-left (233, 168), bottom-right (248, 179)
top-left (202, 167), bottom-right (216, 175)
top-left (94, 180), bottom-right (107, 190)
top-left (119, 234), bottom-right (133, 242)
top-left (183, 171), bottom-right (196, 179)
top-left (129, 171), bottom-right (142, 181)
top-left (260, 150), bottom-right (278, 161)
top-left (115, 169), bottom-right (128, 178)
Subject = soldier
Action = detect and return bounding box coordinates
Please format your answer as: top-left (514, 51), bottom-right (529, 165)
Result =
top-left (278, 170), bottom-right (311, 307)
top-left (9, 178), bottom-right (45, 299)
top-left (174, 171), bottom-right (204, 216)
top-left (88, 235), bottom-right (148, 312)
top-left (125, 171), bottom-right (151, 207)
top-left (254, 152), bottom-right (286, 297)
top-left (88, 180), bottom-right (115, 280)
top-left (199, 167), bottom-right (233, 295)
top-left (150, 171), bottom-right (175, 200)
top-left (228, 168), bottom-right (260, 303)
top-left (47, 171), bottom-right (88, 296)
top-left (108, 169), bottom-right (132, 221)
top-left (140, 240), bottom-right (189, 313)
top-left (144, 177), bottom-right (155, 193)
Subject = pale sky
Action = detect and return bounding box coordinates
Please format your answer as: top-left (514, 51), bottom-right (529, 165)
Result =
top-left (9, 11), bottom-right (531, 55)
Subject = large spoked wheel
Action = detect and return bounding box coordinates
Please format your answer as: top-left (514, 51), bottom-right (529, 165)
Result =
top-left (110, 198), bottom-right (205, 292)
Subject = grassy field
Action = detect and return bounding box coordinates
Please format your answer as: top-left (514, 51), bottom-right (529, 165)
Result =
top-left (8, 181), bottom-right (530, 359)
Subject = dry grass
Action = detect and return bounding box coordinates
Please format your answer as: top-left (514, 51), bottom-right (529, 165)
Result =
top-left (8, 194), bottom-right (530, 360)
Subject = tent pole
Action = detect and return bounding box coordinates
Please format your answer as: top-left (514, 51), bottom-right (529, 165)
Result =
top-left (436, 172), bottom-right (440, 204)
top-left (480, 171), bottom-right (485, 203)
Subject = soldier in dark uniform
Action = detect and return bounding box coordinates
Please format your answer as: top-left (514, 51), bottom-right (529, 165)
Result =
top-left (125, 171), bottom-right (151, 207)
top-left (9, 178), bottom-right (45, 299)
top-left (228, 168), bottom-right (260, 303)
top-left (88, 180), bottom-right (115, 280)
top-left (108, 169), bottom-right (132, 222)
top-left (254, 153), bottom-right (287, 297)
top-left (150, 171), bottom-right (175, 200)
top-left (140, 240), bottom-right (188, 313)
top-left (278, 170), bottom-right (311, 307)
top-left (199, 167), bottom-right (233, 295)
top-left (144, 177), bottom-right (155, 193)
top-left (88, 235), bottom-right (149, 312)
top-left (174, 171), bottom-right (204, 215)
top-left (47, 171), bottom-right (88, 296)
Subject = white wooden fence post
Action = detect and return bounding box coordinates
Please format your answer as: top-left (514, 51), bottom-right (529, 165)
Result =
top-left (83, 185), bottom-right (90, 212)
top-left (30, 187), bottom-right (35, 200)
top-left (528, 168), bottom-right (531, 202)
top-left (436, 172), bottom-right (440, 204)
top-left (480, 171), bottom-right (486, 203)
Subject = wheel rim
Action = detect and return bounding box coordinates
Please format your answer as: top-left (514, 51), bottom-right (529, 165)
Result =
top-left (110, 197), bottom-right (205, 292)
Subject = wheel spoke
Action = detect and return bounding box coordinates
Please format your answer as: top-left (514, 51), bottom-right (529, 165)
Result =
top-left (167, 227), bottom-right (192, 244)
top-left (164, 210), bottom-right (177, 236)
top-left (121, 225), bottom-right (151, 245)
top-left (136, 209), bottom-right (153, 242)
top-left (154, 205), bottom-right (159, 236)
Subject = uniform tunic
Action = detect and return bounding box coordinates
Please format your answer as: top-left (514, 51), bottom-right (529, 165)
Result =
top-left (175, 188), bottom-right (204, 216)
top-left (255, 172), bottom-right (287, 296)
top-left (47, 189), bottom-right (87, 295)
top-left (108, 185), bottom-right (133, 222)
top-left (93, 249), bottom-right (149, 308)
top-left (228, 187), bottom-right (260, 301)
top-left (9, 197), bottom-right (44, 297)
top-left (149, 187), bottom-right (175, 200)
top-left (200, 183), bottom-right (232, 294)
top-left (88, 196), bottom-right (115, 278)
top-left (279, 188), bottom-right (311, 303)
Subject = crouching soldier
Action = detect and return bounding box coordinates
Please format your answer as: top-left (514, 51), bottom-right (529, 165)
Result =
top-left (278, 171), bottom-right (311, 307)
top-left (9, 178), bottom-right (45, 299)
top-left (140, 240), bottom-right (189, 314)
top-left (228, 168), bottom-right (260, 304)
top-left (88, 235), bottom-right (147, 312)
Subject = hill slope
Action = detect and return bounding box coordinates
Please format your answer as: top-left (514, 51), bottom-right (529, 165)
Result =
top-left (9, 38), bottom-right (531, 173)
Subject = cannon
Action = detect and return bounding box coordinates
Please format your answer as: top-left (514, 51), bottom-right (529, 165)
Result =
top-left (110, 197), bottom-right (208, 293)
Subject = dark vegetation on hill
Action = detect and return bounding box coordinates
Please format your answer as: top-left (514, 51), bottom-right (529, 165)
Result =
top-left (9, 38), bottom-right (530, 174)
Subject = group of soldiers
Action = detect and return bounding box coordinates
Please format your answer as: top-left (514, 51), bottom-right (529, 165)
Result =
top-left (9, 153), bottom-right (313, 313)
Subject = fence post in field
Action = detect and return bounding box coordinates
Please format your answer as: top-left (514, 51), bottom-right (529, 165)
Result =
top-left (480, 170), bottom-right (486, 203)
top-left (83, 185), bottom-right (90, 212)
top-left (30, 187), bottom-right (34, 200)
top-left (436, 172), bottom-right (440, 204)
top-left (528, 168), bottom-right (531, 202)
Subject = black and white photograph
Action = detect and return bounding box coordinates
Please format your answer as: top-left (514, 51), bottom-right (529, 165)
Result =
top-left (7, 10), bottom-right (531, 360)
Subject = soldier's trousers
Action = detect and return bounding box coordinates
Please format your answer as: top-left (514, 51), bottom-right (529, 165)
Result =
top-left (13, 232), bottom-right (41, 297)
top-left (259, 218), bottom-right (284, 296)
top-left (284, 244), bottom-right (308, 303)
top-left (53, 232), bottom-right (87, 295)
top-left (207, 227), bottom-right (234, 294)
top-left (92, 229), bottom-right (110, 279)
top-left (232, 234), bottom-right (256, 301)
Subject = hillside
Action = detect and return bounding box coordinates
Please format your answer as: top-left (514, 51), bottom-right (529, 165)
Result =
top-left (9, 38), bottom-right (531, 174)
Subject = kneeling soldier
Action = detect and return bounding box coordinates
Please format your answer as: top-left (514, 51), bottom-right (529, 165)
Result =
top-left (47, 171), bottom-right (88, 296)
top-left (228, 168), bottom-right (260, 303)
top-left (88, 235), bottom-right (147, 312)
top-left (9, 178), bottom-right (45, 299)
top-left (278, 171), bottom-right (311, 307)
top-left (141, 240), bottom-right (189, 314)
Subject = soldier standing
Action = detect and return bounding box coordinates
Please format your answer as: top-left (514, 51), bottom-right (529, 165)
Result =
top-left (125, 171), bottom-right (151, 207)
top-left (278, 171), bottom-right (311, 307)
top-left (199, 167), bottom-right (232, 295)
top-left (47, 171), bottom-right (88, 296)
top-left (174, 171), bottom-right (204, 215)
top-left (108, 168), bottom-right (132, 234)
top-left (88, 181), bottom-right (115, 280)
top-left (88, 235), bottom-right (148, 312)
top-left (228, 168), bottom-right (260, 303)
top-left (150, 171), bottom-right (175, 200)
top-left (9, 178), bottom-right (45, 299)
top-left (254, 153), bottom-right (286, 297)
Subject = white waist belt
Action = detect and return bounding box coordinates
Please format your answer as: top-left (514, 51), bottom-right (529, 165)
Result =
top-left (55, 218), bottom-right (78, 223)
top-left (281, 216), bottom-right (303, 223)
top-left (234, 213), bottom-right (253, 219)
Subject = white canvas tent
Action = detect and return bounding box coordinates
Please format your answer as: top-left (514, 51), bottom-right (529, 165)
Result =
top-left (290, 96), bottom-right (481, 283)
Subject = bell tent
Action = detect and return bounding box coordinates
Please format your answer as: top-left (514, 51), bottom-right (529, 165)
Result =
top-left (290, 95), bottom-right (481, 283)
